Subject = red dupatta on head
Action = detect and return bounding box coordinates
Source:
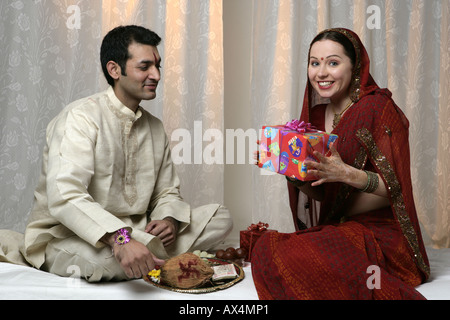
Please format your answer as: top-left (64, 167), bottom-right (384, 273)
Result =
top-left (291, 28), bottom-right (430, 279)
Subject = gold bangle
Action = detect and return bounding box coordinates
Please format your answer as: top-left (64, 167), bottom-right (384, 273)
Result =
top-left (359, 170), bottom-right (379, 193)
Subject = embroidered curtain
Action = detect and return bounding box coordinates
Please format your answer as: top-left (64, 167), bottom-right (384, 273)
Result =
top-left (250, 0), bottom-right (450, 248)
top-left (0, 0), bottom-right (224, 232)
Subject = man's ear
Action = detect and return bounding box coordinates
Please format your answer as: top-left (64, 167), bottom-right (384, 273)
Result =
top-left (106, 61), bottom-right (121, 81)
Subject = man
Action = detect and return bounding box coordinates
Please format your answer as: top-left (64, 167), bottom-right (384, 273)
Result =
top-left (20, 25), bottom-right (232, 282)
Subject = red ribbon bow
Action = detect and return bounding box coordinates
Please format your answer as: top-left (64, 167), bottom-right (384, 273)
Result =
top-left (284, 119), bottom-right (316, 133)
top-left (247, 221), bottom-right (269, 232)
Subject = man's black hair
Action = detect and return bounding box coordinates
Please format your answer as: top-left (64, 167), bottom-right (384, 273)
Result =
top-left (100, 25), bottom-right (162, 86)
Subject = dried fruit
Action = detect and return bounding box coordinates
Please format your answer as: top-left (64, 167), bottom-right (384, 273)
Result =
top-left (193, 249), bottom-right (214, 258)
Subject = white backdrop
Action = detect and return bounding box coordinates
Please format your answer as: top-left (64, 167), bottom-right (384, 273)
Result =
top-left (1, 0), bottom-right (449, 248)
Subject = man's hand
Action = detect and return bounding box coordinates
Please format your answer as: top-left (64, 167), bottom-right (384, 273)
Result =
top-left (113, 239), bottom-right (165, 279)
top-left (101, 232), bottom-right (165, 279)
top-left (145, 217), bottom-right (179, 247)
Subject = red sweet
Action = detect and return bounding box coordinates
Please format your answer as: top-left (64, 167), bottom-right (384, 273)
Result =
top-left (235, 247), bottom-right (248, 259)
top-left (225, 247), bottom-right (236, 255)
top-left (223, 251), bottom-right (235, 260)
top-left (215, 249), bottom-right (225, 259)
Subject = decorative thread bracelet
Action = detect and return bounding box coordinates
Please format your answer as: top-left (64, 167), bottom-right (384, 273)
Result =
top-left (359, 170), bottom-right (379, 193)
top-left (114, 228), bottom-right (131, 245)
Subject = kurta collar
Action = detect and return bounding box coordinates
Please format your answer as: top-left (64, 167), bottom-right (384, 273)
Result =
top-left (106, 86), bottom-right (143, 120)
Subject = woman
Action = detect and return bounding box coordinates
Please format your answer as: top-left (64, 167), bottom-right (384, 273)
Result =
top-left (252, 28), bottom-right (430, 300)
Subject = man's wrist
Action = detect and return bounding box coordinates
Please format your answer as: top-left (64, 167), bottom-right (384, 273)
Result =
top-left (164, 217), bottom-right (179, 233)
top-left (101, 229), bottom-right (131, 248)
top-left (101, 233), bottom-right (116, 247)
top-left (114, 228), bottom-right (131, 245)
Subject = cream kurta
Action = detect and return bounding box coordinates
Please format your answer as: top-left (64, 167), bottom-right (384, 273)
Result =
top-left (23, 87), bottom-right (222, 269)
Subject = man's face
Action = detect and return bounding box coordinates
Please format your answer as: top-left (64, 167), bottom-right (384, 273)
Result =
top-left (114, 42), bottom-right (161, 110)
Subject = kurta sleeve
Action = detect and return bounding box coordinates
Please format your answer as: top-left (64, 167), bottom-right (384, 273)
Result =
top-left (46, 108), bottom-right (129, 248)
top-left (146, 119), bottom-right (191, 233)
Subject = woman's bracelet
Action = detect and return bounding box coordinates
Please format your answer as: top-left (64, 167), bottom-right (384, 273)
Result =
top-left (359, 170), bottom-right (379, 193)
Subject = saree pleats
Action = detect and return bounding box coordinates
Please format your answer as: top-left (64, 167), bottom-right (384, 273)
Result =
top-left (251, 209), bottom-right (425, 300)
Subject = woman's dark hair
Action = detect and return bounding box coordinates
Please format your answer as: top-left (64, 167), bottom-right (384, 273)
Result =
top-left (310, 30), bottom-right (356, 66)
top-left (100, 25), bottom-right (162, 86)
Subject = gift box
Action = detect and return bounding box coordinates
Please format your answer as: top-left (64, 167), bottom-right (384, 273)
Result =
top-left (258, 120), bottom-right (338, 181)
top-left (240, 222), bottom-right (275, 262)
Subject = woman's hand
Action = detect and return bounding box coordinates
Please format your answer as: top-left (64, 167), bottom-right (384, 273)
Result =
top-left (304, 143), bottom-right (356, 187)
top-left (305, 142), bottom-right (389, 199)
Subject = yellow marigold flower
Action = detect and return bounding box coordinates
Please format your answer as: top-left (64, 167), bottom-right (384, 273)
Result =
top-left (148, 269), bottom-right (161, 283)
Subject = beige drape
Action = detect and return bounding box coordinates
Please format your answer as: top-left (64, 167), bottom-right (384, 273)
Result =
top-left (250, 0), bottom-right (450, 248)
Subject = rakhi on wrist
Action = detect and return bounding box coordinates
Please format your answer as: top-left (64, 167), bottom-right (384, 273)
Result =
top-left (114, 228), bottom-right (131, 245)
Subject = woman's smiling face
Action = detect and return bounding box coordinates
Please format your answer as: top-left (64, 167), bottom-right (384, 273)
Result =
top-left (308, 39), bottom-right (354, 103)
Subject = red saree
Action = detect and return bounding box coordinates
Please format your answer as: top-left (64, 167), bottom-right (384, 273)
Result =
top-left (251, 28), bottom-right (430, 300)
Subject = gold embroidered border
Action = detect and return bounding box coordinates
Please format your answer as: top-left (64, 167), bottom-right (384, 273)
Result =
top-left (356, 128), bottom-right (430, 277)
top-left (122, 120), bottom-right (138, 207)
top-left (106, 98), bottom-right (139, 207)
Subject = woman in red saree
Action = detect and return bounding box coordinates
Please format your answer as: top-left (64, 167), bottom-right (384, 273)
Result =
top-left (251, 28), bottom-right (430, 300)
